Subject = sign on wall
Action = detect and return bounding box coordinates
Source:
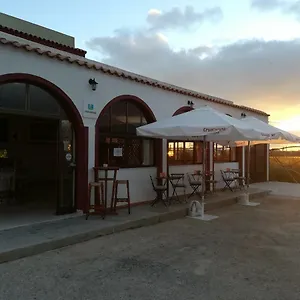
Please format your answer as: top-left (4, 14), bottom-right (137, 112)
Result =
top-left (113, 148), bottom-right (123, 157)
top-left (83, 99), bottom-right (98, 119)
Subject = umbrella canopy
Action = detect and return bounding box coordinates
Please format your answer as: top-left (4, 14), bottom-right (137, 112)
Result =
top-left (137, 106), bottom-right (267, 215)
top-left (224, 117), bottom-right (300, 147)
top-left (137, 106), bottom-right (264, 141)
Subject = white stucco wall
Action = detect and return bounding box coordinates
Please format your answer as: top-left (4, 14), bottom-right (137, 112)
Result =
top-left (0, 34), bottom-right (269, 204)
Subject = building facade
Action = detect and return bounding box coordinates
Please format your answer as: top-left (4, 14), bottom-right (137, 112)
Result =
top-left (0, 15), bottom-right (269, 214)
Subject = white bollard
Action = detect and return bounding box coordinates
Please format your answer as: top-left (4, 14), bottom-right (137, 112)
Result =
top-left (238, 192), bottom-right (260, 206)
top-left (187, 199), bottom-right (218, 221)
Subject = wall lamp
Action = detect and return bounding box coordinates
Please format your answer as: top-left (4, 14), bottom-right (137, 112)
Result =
top-left (89, 78), bottom-right (98, 91)
top-left (241, 112), bottom-right (247, 118)
top-left (187, 100), bottom-right (194, 107)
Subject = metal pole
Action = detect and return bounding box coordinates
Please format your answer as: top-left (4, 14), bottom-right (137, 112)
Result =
top-left (201, 136), bottom-right (206, 216)
top-left (247, 140), bottom-right (251, 188)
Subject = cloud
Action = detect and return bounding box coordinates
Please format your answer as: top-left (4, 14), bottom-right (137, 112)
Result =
top-left (146, 6), bottom-right (223, 30)
top-left (251, 0), bottom-right (285, 11)
top-left (86, 6), bottom-right (300, 122)
top-left (251, 0), bottom-right (300, 21)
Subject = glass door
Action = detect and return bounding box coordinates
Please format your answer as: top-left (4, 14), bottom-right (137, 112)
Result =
top-left (56, 119), bottom-right (75, 214)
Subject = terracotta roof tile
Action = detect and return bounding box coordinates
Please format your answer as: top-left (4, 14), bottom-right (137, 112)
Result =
top-left (0, 36), bottom-right (269, 116)
top-left (0, 25), bottom-right (86, 57)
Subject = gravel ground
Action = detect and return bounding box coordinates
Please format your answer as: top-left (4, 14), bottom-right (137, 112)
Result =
top-left (1, 196), bottom-right (300, 300)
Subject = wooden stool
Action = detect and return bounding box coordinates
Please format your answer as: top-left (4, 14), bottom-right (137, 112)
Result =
top-left (86, 181), bottom-right (105, 220)
top-left (113, 180), bottom-right (131, 214)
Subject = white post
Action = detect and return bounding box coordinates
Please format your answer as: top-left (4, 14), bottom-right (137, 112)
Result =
top-left (201, 136), bottom-right (206, 215)
top-left (162, 139), bottom-right (168, 174)
top-left (247, 141), bottom-right (251, 188)
top-left (266, 144), bottom-right (270, 181)
top-left (242, 146), bottom-right (245, 178)
top-left (209, 142), bottom-right (213, 191)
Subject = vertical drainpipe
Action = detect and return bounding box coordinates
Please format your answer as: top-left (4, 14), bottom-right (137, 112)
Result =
top-left (242, 146), bottom-right (245, 178)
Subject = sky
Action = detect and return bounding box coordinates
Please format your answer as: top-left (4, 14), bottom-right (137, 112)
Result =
top-left (2, 0), bottom-right (300, 134)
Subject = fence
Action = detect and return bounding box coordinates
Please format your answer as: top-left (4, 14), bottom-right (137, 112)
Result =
top-left (269, 145), bottom-right (300, 183)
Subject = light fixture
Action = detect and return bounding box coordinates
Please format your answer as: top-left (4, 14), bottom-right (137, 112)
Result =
top-left (241, 112), bottom-right (246, 118)
top-left (88, 78), bottom-right (98, 91)
top-left (187, 100), bottom-right (194, 107)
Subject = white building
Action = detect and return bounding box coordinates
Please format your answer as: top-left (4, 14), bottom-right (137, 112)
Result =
top-left (0, 13), bottom-right (269, 214)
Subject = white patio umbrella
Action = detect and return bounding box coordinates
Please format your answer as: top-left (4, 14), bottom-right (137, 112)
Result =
top-left (223, 116), bottom-right (300, 188)
top-left (137, 106), bottom-right (264, 219)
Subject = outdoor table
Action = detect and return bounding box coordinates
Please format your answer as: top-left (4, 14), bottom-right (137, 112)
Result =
top-left (231, 169), bottom-right (246, 189)
top-left (93, 166), bottom-right (119, 215)
top-left (201, 171), bottom-right (217, 194)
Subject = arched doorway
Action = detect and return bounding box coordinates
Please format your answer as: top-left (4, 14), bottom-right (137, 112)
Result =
top-left (95, 95), bottom-right (158, 169)
top-left (0, 73), bottom-right (88, 216)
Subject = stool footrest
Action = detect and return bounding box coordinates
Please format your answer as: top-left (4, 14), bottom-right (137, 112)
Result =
top-left (116, 198), bottom-right (129, 202)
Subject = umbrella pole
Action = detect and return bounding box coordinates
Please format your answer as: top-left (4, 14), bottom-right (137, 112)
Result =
top-left (247, 141), bottom-right (251, 188)
top-left (239, 140), bottom-right (260, 207)
top-left (201, 136), bottom-right (206, 217)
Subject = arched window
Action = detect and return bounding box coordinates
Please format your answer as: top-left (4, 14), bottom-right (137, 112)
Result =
top-left (0, 83), bottom-right (61, 115)
top-left (98, 99), bottom-right (155, 167)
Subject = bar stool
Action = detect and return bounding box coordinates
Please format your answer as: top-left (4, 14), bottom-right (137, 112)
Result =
top-left (113, 180), bottom-right (131, 214)
top-left (86, 181), bottom-right (105, 220)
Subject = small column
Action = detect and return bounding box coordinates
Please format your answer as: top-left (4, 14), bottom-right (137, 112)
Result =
top-left (266, 144), bottom-right (270, 181)
top-left (162, 139), bottom-right (168, 174)
top-left (209, 142), bottom-right (213, 191)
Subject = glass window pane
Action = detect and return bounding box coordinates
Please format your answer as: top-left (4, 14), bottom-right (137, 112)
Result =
top-left (195, 142), bottom-right (203, 163)
top-left (99, 108), bottom-right (110, 133)
top-left (126, 138), bottom-right (142, 166)
top-left (214, 143), bottom-right (230, 162)
top-left (29, 85), bottom-right (60, 115)
top-left (231, 147), bottom-right (236, 161)
top-left (127, 102), bottom-right (142, 134)
top-left (142, 139), bottom-right (154, 165)
top-left (184, 142), bottom-right (194, 163)
top-left (0, 83), bottom-right (26, 110)
top-left (29, 119), bottom-right (58, 142)
top-left (111, 101), bottom-right (127, 133)
top-left (109, 137), bottom-right (126, 167)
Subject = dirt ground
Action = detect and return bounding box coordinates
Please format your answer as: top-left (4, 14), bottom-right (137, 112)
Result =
top-left (1, 196), bottom-right (300, 300)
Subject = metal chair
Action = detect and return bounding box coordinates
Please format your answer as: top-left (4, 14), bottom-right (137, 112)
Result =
top-left (169, 173), bottom-right (187, 203)
top-left (187, 173), bottom-right (202, 198)
top-left (220, 170), bottom-right (236, 192)
top-left (150, 175), bottom-right (168, 207)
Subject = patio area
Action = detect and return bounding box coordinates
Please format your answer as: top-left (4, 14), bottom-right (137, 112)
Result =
top-left (2, 192), bottom-right (300, 300)
top-left (0, 187), bottom-right (269, 264)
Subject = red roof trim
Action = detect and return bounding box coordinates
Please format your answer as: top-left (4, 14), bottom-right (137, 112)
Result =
top-left (0, 37), bottom-right (269, 116)
top-left (0, 25), bottom-right (86, 57)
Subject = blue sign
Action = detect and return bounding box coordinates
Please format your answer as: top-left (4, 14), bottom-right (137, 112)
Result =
top-left (88, 104), bottom-right (94, 110)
